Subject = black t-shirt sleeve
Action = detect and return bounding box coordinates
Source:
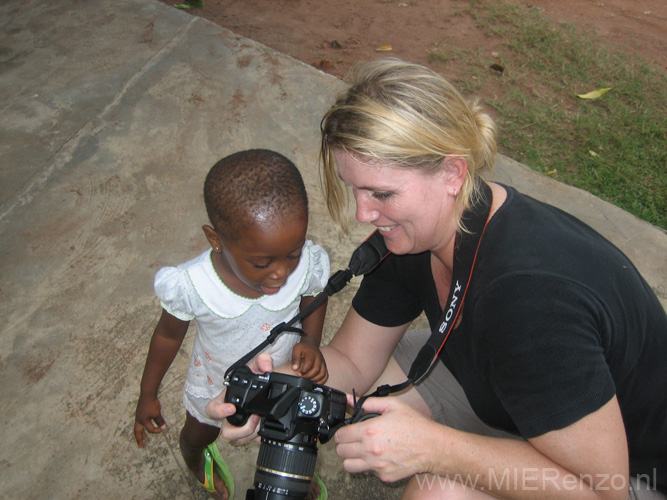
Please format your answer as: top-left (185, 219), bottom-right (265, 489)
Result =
top-left (352, 253), bottom-right (427, 327)
top-left (472, 273), bottom-right (616, 438)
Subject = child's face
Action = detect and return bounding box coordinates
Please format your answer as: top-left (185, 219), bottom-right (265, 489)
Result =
top-left (215, 216), bottom-right (308, 297)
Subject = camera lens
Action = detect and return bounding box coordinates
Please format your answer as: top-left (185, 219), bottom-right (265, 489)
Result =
top-left (253, 434), bottom-right (318, 500)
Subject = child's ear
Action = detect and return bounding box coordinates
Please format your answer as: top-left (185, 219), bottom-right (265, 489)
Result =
top-left (202, 225), bottom-right (222, 252)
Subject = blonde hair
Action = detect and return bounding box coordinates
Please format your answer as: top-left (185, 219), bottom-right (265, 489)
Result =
top-left (320, 58), bottom-right (497, 232)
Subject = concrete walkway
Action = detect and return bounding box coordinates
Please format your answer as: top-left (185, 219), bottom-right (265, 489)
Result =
top-left (0, 1), bottom-right (664, 499)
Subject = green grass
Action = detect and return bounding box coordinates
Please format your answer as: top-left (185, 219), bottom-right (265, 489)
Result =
top-left (430, 1), bottom-right (667, 229)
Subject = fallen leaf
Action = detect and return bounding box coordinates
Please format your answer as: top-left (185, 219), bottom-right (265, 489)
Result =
top-left (312, 59), bottom-right (333, 70)
top-left (576, 87), bottom-right (612, 99)
top-left (589, 150), bottom-right (599, 157)
top-left (375, 45), bottom-right (393, 52)
top-left (546, 169), bottom-right (558, 176)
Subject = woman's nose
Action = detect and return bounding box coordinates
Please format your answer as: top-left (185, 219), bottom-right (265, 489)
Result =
top-left (354, 192), bottom-right (379, 223)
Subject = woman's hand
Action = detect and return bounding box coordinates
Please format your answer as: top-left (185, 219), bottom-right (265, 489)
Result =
top-left (205, 352), bottom-right (275, 444)
top-left (334, 395), bottom-right (439, 483)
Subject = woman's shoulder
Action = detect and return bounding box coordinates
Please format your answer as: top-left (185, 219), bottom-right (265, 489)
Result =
top-left (484, 185), bottom-right (625, 270)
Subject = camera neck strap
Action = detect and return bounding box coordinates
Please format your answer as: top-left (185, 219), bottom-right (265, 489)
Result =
top-left (407, 180), bottom-right (493, 384)
top-left (354, 180), bottom-right (494, 415)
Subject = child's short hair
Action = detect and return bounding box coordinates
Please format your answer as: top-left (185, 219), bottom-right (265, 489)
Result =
top-left (204, 149), bottom-right (308, 240)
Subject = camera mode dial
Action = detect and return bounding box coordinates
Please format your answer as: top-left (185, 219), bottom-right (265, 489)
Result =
top-left (298, 394), bottom-right (319, 416)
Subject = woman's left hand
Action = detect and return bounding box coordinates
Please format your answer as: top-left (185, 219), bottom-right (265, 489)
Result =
top-left (206, 352), bottom-right (274, 444)
top-left (334, 395), bottom-right (439, 483)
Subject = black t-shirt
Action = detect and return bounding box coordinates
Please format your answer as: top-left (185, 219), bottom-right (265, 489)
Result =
top-left (353, 185), bottom-right (667, 491)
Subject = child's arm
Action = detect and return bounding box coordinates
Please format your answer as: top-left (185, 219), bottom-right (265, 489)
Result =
top-left (291, 295), bottom-right (328, 384)
top-left (134, 309), bottom-right (189, 448)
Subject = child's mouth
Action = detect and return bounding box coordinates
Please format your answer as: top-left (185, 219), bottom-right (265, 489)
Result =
top-left (261, 284), bottom-right (282, 295)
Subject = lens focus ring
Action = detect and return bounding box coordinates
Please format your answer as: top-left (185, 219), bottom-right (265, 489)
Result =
top-left (254, 438), bottom-right (318, 498)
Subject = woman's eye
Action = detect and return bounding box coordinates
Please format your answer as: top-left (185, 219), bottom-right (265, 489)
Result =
top-left (372, 191), bottom-right (392, 200)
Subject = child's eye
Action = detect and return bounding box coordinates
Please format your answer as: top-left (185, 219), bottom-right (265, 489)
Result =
top-left (252, 262), bottom-right (270, 269)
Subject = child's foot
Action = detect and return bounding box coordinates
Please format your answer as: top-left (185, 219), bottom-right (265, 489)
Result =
top-left (192, 447), bottom-right (231, 500)
top-left (305, 475), bottom-right (327, 500)
top-left (305, 481), bottom-right (319, 500)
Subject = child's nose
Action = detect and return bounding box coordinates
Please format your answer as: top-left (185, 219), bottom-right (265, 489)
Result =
top-left (269, 261), bottom-right (289, 280)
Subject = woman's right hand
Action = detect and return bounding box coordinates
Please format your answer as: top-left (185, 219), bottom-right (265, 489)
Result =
top-left (206, 352), bottom-right (275, 444)
top-left (134, 395), bottom-right (167, 448)
top-left (334, 395), bottom-right (440, 483)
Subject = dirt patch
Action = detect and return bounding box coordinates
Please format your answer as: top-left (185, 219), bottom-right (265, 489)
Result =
top-left (162, 0), bottom-right (666, 82)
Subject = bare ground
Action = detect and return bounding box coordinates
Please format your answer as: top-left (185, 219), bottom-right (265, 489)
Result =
top-left (160, 0), bottom-right (666, 82)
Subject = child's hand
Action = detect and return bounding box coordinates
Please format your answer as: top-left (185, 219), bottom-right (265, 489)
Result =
top-left (291, 342), bottom-right (328, 384)
top-left (134, 395), bottom-right (167, 448)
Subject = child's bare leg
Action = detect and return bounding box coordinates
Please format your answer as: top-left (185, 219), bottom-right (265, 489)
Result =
top-left (180, 411), bottom-right (229, 500)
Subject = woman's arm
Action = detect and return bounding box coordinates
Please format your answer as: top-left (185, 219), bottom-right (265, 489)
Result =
top-left (320, 306), bottom-right (411, 395)
top-left (336, 395), bottom-right (629, 499)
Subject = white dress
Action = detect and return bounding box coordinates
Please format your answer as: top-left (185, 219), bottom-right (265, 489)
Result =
top-left (154, 240), bottom-right (330, 426)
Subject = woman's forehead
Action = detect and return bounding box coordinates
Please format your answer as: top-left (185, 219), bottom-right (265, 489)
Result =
top-left (336, 153), bottom-right (422, 190)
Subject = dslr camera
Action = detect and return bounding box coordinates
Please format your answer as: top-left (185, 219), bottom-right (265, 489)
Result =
top-left (225, 365), bottom-right (347, 499)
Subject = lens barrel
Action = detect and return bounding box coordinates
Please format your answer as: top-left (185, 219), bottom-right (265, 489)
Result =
top-left (253, 435), bottom-right (318, 500)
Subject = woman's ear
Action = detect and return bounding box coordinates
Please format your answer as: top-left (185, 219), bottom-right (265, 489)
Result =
top-left (202, 225), bottom-right (222, 252)
top-left (441, 157), bottom-right (468, 195)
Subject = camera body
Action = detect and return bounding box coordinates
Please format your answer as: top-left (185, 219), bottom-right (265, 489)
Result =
top-left (225, 365), bottom-right (347, 444)
top-left (225, 365), bottom-right (348, 499)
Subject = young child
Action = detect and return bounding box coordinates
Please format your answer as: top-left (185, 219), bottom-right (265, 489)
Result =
top-left (134, 149), bottom-right (330, 500)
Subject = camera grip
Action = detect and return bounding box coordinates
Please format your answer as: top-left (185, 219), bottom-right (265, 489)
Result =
top-left (226, 411), bottom-right (250, 427)
top-left (224, 366), bottom-right (270, 427)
